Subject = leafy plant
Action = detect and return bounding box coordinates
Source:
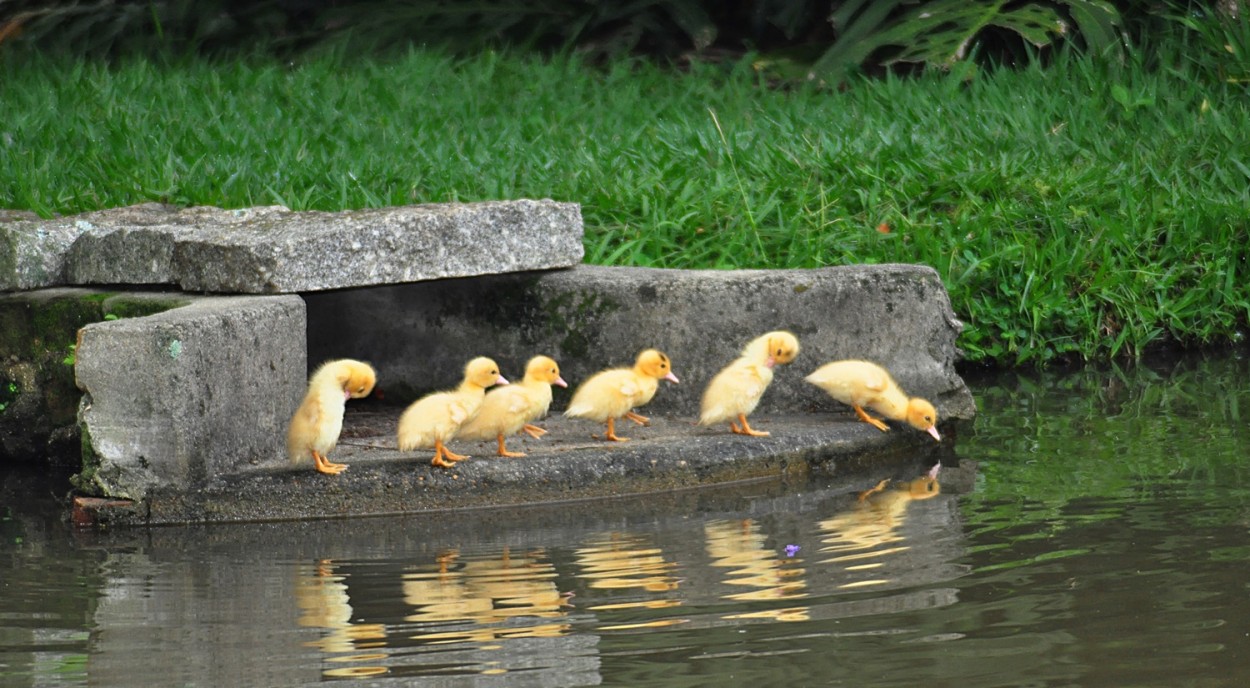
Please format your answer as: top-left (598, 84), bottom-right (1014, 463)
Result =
top-left (811, 0), bottom-right (1124, 78)
top-left (1165, 0), bottom-right (1250, 84)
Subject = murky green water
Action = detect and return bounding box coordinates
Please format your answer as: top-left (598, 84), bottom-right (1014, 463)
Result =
top-left (4, 351), bottom-right (1250, 687)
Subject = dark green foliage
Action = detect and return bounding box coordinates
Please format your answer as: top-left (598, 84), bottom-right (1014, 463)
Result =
top-left (2, 0), bottom-right (1130, 75)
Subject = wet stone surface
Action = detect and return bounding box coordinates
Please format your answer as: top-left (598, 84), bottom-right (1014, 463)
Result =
top-left (109, 407), bottom-right (955, 525)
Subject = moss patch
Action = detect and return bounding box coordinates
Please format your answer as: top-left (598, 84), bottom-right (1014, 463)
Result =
top-left (0, 288), bottom-right (192, 467)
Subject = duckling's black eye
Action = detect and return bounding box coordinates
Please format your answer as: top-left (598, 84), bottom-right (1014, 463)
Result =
top-left (924, 415), bottom-right (933, 422)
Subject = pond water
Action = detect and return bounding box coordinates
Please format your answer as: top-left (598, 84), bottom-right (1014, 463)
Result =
top-left (3, 350), bottom-right (1250, 687)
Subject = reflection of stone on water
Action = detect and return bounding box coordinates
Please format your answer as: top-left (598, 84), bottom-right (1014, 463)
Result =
top-left (705, 518), bottom-right (807, 602)
top-left (576, 532), bottom-right (684, 614)
top-left (402, 547), bottom-right (573, 645)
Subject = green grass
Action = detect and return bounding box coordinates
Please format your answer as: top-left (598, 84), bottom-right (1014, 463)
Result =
top-left (2, 42), bottom-right (1248, 366)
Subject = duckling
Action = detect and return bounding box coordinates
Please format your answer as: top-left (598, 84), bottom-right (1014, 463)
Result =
top-left (564, 349), bottom-right (678, 441)
top-left (287, 359), bottom-right (377, 475)
top-left (457, 355), bottom-right (568, 457)
top-left (699, 331), bottom-right (800, 437)
top-left (397, 357), bottom-right (508, 468)
top-left (804, 359), bottom-right (941, 441)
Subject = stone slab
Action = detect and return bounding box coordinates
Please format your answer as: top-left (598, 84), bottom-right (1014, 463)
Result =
top-left (4, 200), bottom-right (583, 294)
top-left (0, 213), bottom-right (83, 291)
top-left (74, 294), bottom-right (306, 501)
top-left (306, 263), bottom-right (976, 423)
top-left (0, 288), bottom-right (192, 467)
top-left (59, 199), bottom-right (584, 293)
top-left (109, 408), bottom-right (959, 525)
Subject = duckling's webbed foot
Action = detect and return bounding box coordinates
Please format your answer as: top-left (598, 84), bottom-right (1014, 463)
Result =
top-left (313, 451), bottom-right (348, 475)
top-left (521, 424), bottom-right (548, 438)
top-left (431, 441), bottom-right (469, 468)
top-left (497, 435), bottom-right (527, 458)
top-left (857, 479), bottom-right (890, 502)
top-left (853, 404), bottom-right (890, 432)
top-left (730, 414), bottom-right (770, 437)
top-left (602, 418), bottom-right (631, 442)
top-left (624, 411), bottom-right (650, 426)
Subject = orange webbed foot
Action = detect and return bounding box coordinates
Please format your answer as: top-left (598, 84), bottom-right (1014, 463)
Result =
top-left (853, 405), bottom-right (890, 432)
top-left (624, 411), bottom-right (650, 426)
top-left (313, 451), bottom-right (348, 475)
top-left (521, 424), bottom-right (547, 439)
top-left (602, 417), bottom-right (630, 442)
top-left (497, 435), bottom-right (527, 458)
top-left (439, 442), bottom-right (469, 462)
top-left (857, 479), bottom-right (890, 503)
top-left (431, 441), bottom-right (468, 469)
top-left (730, 414), bottom-right (770, 437)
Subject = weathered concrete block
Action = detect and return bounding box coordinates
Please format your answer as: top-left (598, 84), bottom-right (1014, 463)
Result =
top-left (0, 288), bottom-right (191, 467)
top-left (66, 204), bottom-right (293, 285)
top-left (0, 213), bottom-right (83, 291)
top-left (306, 263), bottom-right (976, 423)
top-left (173, 199), bottom-right (584, 293)
top-left (60, 200), bottom-right (583, 293)
top-left (74, 295), bottom-right (306, 501)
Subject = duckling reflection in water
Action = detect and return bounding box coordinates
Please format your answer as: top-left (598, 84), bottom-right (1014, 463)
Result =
top-left (294, 560), bottom-right (386, 656)
top-left (819, 465), bottom-right (942, 557)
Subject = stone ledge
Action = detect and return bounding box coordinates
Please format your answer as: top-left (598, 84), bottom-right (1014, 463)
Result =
top-left (118, 411), bottom-right (957, 525)
top-left (3, 199), bottom-right (584, 293)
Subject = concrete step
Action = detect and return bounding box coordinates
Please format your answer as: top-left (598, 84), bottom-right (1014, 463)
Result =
top-left (2, 200), bottom-right (583, 293)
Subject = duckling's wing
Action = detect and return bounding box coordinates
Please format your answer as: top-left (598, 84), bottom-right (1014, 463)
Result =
top-left (861, 367), bottom-right (890, 393)
top-left (617, 377), bottom-right (641, 400)
top-left (505, 387), bottom-right (533, 416)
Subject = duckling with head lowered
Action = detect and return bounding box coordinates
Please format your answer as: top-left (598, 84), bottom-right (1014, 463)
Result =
top-left (287, 359), bottom-right (377, 475)
top-left (804, 359), bottom-right (941, 441)
top-left (456, 355), bottom-right (568, 457)
top-left (564, 349), bottom-right (678, 442)
top-left (699, 331), bottom-right (800, 437)
top-left (397, 357), bottom-right (509, 468)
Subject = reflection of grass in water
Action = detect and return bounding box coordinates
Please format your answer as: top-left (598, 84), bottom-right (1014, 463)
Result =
top-left (959, 352), bottom-right (1250, 530)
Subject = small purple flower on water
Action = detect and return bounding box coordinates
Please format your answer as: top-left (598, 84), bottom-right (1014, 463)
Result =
top-left (784, 544), bottom-right (800, 557)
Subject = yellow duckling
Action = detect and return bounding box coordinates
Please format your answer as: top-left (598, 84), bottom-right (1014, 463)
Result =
top-left (286, 359), bottom-right (377, 475)
top-left (564, 349), bottom-right (679, 442)
top-left (457, 355), bottom-right (569, 457)
top-left (397, 357), bottom-right (509, 468)
top-left (699, 331), bottom-right (800, 437)
top-left (804, 359), bottom-right (941, 441)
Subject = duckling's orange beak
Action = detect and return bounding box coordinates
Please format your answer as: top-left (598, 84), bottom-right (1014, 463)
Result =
top-left (664, 372), bottom-right (680, 384)
top-left (926, 425), bottom-right (941, 442)
top-left (554, 376), bottom-right (569, 388)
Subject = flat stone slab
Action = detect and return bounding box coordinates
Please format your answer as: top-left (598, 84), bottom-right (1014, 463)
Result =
top-left (4, 200), bottom-right (584, 293)
top-left (95, 408), bottom-right (955, 525)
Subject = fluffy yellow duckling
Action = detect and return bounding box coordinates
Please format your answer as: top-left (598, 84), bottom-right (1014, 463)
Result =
top-left (397, 357), bottom-right (509, 468)
top-left (564, 349), bottom-right (679, 442)
top-left (804, 359), bottom-right (941, 441)
top-left (457, 355), bottom-right (569, 457)
top-left (699, 331), bottom-right (801, 437)
top-left (287, 359), bottom-right (377, 475)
